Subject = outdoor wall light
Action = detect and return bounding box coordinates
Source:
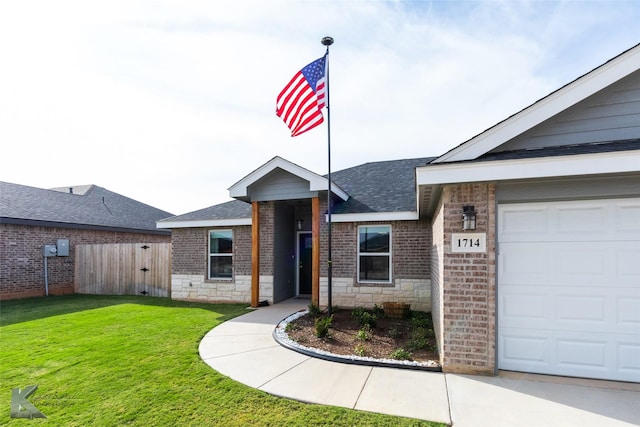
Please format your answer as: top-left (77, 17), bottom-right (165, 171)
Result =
top-left (462, 205), bottom-right (476, 230)
top-left (296, 219), bottom-right (303, 230)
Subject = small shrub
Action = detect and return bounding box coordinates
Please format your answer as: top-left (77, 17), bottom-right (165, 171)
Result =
top-left (284, 322), bottom-right (299, 333)
top-left (406, 337), bottom-right (429, 352)
top-left (354, 343), bottom-right (367, 356)
top-left (315, 315), bottom-right (333, 338)
top-left (411, 311), bottom-right (433, 329)
top-left (372, 304), bottom-right (384, 318)
top-left (308, 303), bottom-right (322, 319)
top-left (390, 348), bottom-right (413, 361)
top-left (351, 308), bottom-right (378, 329)
top-left (388, 327), bottom-right (401, 339)
top-left (356, 328), bottom-right (370, 341)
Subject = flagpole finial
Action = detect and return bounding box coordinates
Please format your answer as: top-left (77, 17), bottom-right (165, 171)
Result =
top-left (321, 36), bottom-right (334, 46)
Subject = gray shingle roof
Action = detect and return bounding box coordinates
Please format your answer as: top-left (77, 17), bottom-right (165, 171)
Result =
top-left (476, 139), bottom-right (640, 162)
top-left (0, 181), bottom-right (173, 233)
top-left (163, 157), bottom-right (434, 223)
top-left (330, 157), bottom-right (434, 214)
top-left (159, 200), bottom-right (251, 222)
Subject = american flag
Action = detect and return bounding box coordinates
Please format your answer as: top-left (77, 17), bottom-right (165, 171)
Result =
top-left (276, 55), bottom-right (327, 137)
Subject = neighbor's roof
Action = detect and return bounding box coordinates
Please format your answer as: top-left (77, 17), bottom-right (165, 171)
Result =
top-left (0, 181), bottom-right (173, 234)
top-left (157, 157), bottom-right (433, 228)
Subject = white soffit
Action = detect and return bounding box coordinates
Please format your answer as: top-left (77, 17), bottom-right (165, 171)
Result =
top-left (228, 156), bottom-right (348, 201)
top-left (416, 150), bottom-right (640, 186)
top-left (156, 218), bottom-right (252, 229)
top-left (434, 44), bottom-right (640, 163)
top-left (328, 211), bottom-right (419, 223)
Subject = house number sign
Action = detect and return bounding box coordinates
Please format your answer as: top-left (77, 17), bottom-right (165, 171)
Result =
top-left (451, 233), bottom-right (487, 253)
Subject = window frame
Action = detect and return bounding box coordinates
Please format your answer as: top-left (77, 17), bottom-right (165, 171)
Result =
top-left (357, 224), bottom-right (392, 284)
top-left (208, 229), bottom-right (233, 280)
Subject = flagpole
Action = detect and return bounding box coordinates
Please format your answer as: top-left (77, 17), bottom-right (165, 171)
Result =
top-left (321, 36), bottom-right (334, 316)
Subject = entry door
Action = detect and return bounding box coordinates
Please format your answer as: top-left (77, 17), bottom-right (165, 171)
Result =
top-left (297, 232), bottom-right (313, 295)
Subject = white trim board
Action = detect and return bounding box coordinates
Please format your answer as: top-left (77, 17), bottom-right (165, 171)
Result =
top-left (417, 149), bottom-right (640, 186)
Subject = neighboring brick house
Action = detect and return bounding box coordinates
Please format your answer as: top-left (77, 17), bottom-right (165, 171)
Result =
top-left (159, 43), bottom-right (640, 384)
top-left (0, 182), bottom-right (172, 299)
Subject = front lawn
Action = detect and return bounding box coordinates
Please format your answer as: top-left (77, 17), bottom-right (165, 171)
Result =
top-left (0, 295), bottom-right (445, 426)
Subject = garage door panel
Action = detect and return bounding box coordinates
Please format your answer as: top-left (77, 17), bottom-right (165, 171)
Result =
top-left (498, 198), bottom-right (640, 382)
top-left (500, 332), bottom-right (549, 366)
top-left (619, 343), bottom-right (640, 375)
top-left (616, 201), bottom-right (640, 235)
top-left (501, 330), bottom-right (635, 382)
top-left (501, 285), bottom-right (638, 333)
top-left (618, 297), bottom-right (640, 327)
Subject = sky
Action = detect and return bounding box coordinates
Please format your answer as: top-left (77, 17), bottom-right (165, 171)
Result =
top-left (1, 1), bottom-right (639, 216)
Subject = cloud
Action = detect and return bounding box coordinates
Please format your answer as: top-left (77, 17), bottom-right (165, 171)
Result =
top-left (1, 1), bottom-right (639, 215)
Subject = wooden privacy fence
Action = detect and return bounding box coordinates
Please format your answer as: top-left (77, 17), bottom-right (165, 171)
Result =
top-left (75, 243), bottom-right (172, 297)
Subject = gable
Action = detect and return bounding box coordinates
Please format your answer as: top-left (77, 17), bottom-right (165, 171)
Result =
top-left (248, 168), bottom-right (318, 202)
top-left (434, 43), bottom-right (640, 163)
top-left (494, 69), bottom-right (640, 152)
top-left (228, 156), bottom-right (348, 202)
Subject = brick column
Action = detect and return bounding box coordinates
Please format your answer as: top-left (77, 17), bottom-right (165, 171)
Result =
top-left (440, 183), bottom-right (496, 375)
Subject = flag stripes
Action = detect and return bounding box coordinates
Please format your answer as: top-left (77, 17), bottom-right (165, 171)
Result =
top-left (276, 55), bottom-right (327, 137)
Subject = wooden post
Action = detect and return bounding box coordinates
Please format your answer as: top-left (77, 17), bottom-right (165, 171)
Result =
top-left (251, 201), bottom-right (260, 308)
top-left (312, 197), bottom-right (320, 306)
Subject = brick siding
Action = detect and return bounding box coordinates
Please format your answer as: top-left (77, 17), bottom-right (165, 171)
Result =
top-left (434, 183), bottom-right (497, 375)
top-left (0, 223), bottom-right (170, 300)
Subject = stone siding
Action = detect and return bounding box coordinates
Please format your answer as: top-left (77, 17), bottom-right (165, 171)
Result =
top-left (170, 274), bottom-right (272, 304)
top-left (320, 277), bottom-right (431, 312)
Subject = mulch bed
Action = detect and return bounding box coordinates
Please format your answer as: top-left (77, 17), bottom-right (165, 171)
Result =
top-left (284, 308), bottom-right (440, 365)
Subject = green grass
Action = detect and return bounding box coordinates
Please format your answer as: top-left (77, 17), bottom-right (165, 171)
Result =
top-left (0, 295), bottom-right (445, 426)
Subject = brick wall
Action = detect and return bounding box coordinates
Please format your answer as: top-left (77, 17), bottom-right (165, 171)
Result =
top-left (319, 198), bottom-right (432, 311)
top-left (320, 217), bottom-right (431, 282)
top-left (169, 224), bottom-right (252, 302)
top-left (172, 225), bottom-right (251, 276)
top-left (437, 183), bottom-right (497, 375)
top-left (0, 223), bottom-right (170, 300)
top-left (259, 201), bottom-right (274, 275)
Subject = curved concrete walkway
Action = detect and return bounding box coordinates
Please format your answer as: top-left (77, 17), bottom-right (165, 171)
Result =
top-left (199, 299), bottom-right (640, 426)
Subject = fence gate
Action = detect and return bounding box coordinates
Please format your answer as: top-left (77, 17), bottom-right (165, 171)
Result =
top-left (75, 243), bottom-right (171, 297)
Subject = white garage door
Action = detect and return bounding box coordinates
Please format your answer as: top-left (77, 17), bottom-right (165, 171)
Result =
top-left (498, 198), bottom-right (640, 382)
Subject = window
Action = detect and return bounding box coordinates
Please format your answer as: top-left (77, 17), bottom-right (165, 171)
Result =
top-left (358, 225), bottom-right (391, 283)
top-left (209, 229), bottom-right (233, 279)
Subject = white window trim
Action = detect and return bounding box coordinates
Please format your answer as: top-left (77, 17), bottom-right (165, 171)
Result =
top-left (357, 224), bottom-right (392, 285)
top-left (208, 229), bottom-right (233, 281)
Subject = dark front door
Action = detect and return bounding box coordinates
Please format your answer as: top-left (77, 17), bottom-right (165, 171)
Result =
top-left (298, 232), bottom-right (312, 295)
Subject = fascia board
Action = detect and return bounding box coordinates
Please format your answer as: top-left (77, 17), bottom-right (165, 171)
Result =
top-left (327, 211), bottom-right (419, 223)
top-left (435, 46), bottom-right (640, 163)
top-left (417, 150), bottom-right (640, 185)
top-left (156, 218), bottom-right (252, 229)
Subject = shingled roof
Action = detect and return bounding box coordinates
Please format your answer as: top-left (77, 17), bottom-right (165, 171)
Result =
top-left (330, 157), bottom-right (433, 214)
top-left (0, 181), bottom-right (173, 234)
top-left (160, 157), bottom-right (433, 226)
